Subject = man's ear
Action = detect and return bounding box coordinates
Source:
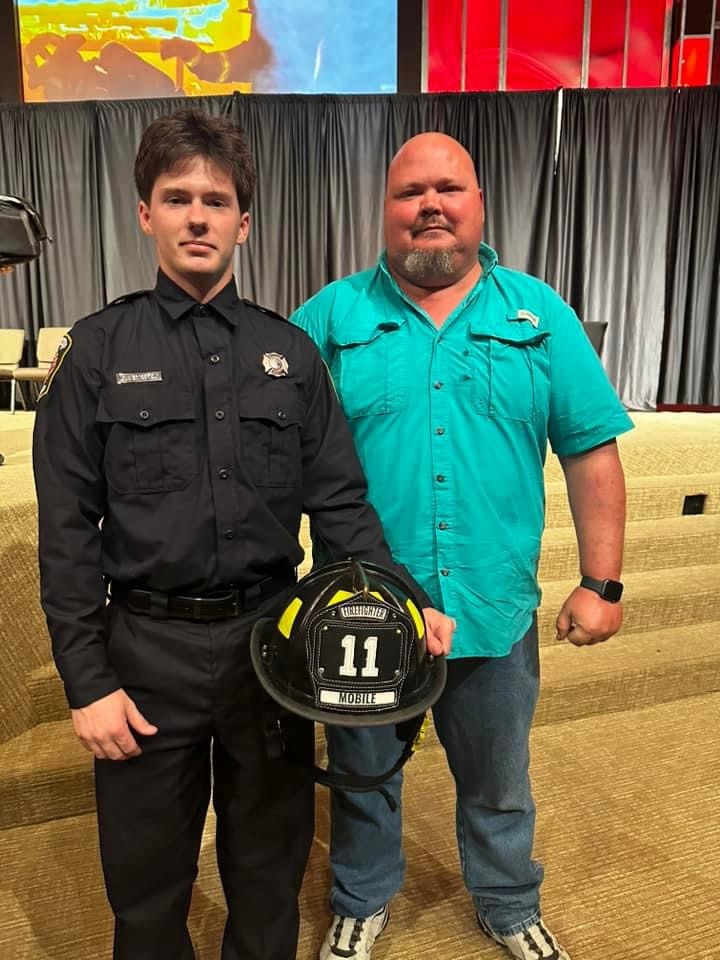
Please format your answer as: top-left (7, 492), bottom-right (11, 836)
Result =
top-left (138, 200), bottom-right (153, 237)
top-left (236, 210), bottom-right (251, 246)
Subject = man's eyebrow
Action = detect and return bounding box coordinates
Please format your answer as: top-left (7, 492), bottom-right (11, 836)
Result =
top-left (158, 186), bottom-right (233, 200)
top-left (393, 177), bottom-right (465, 191)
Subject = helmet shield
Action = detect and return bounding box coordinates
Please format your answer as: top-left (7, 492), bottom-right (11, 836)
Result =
top-left (251, 560), bottom-right (446, 727)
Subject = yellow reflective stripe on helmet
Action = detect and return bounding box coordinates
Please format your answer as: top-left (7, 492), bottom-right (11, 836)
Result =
top-left (327, 590), bottom-right (354, 606)
top-left (326, 590), bottom-right (385, 607)
top-left (278, 597), bottom-right (303, 638)
top-left (405, 599), bottom-right (425, 639)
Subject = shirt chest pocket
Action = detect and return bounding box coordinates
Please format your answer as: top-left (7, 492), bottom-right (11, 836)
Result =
top-left (96, 384), bottom-right (198, 494)
top-left (469, 329), bottom-right (550, 422)
top-left (330, 326), bottom-right (406, 420)
top-left (238, 387), bottom-right (303, 487)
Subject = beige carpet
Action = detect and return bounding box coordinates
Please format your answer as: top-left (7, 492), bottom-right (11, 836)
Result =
top-left (1, 694), bottom-right (718, 959)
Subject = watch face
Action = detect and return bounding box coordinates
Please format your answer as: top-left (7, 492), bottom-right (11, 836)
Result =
top-left (603, 580), bottom-right (624, 603)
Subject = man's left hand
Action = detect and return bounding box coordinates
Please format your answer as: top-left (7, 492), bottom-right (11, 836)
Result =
top-left (555, 587), bottom-right (623, 646)
top-left (422, 607), bottom-right (455, 656)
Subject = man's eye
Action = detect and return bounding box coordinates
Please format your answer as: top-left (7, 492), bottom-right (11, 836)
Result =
top-left (166, 196), bottom-right (186, 205)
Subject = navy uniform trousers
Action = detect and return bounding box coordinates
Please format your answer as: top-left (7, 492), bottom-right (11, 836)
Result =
top-left (95, 592), bottom-right (314, 960)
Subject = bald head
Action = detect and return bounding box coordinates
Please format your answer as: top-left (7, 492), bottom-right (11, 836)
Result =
top-left (386, 133), bottom-right (480, 196)
top-left (383, 133), bottom-right (484, 293)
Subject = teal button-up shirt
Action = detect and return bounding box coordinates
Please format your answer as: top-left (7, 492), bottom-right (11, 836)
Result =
top-left (291, 244), bottom-right (633, 658)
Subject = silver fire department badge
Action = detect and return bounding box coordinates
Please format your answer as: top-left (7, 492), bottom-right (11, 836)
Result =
top-left (262, 352), bottom-right (289, 377)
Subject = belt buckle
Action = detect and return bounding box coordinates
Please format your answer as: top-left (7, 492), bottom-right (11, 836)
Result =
top-left (191, 596), bottom-right (207, 620)
top-left (201, 589), bottom-right (240, 619)
top-left (228, 588), bottom-right (241, 617)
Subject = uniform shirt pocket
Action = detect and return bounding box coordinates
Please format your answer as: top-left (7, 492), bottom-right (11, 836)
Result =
top-left (96, 383), bottom-right (198, 493)
top-left (470, 330), bottom-right (550, 423)
top-left (238, 386), bottom-right (303, 487)
top-left (330, 327), bottom-right (406, 420)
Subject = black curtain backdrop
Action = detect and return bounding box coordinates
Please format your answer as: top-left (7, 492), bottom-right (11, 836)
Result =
top-left (0, 89), bottom-right (718, 405)
top-left (546, 88), bottom-right (675, 411)
top-left (659, 86), bottom-right (720, 406)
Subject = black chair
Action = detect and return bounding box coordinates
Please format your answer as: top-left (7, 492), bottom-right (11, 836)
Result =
top-left (582, 321), bottom-right (607, 356)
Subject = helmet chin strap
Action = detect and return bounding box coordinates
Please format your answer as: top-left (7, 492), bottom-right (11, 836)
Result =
top-left (268, 705), bottom-right (428, 812)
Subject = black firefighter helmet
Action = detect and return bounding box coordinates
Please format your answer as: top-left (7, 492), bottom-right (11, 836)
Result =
top-left (250, 559), bottom-right (447, 803)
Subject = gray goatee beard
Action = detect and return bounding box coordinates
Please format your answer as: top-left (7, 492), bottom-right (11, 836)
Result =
top-left (398, 247), bottom-right (458, 283)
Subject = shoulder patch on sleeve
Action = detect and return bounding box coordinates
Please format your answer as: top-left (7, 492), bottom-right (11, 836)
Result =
top-left (37, 331), bottom-right (73, 401)
top-left (242, 299), bottom-right (288, 323)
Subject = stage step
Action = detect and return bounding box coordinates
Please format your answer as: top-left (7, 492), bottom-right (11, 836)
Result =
top-left (13, 622), bottom-right (720, 834)
top-left (545, 471), bottom-right (720, 528)
top-left (535, 623), bottom-right (720, 726)
top-left (539, 512), bottom-right (720, 581)
top-left (27, 663), bottom-right (66, 724)
top-left (537, 562), bottom-right (720, 644)
top-left (0, 721), bottom-right (94, 831)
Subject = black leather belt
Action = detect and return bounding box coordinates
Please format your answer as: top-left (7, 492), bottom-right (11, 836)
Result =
top-left (110, 570), bottom-right (295, 621)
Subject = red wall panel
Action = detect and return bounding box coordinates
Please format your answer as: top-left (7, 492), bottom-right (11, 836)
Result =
top-left (626, 0), bottom-right (668, 87)
top-left (465, 0), bottom-right (501, 91)
top-left (506, 0), bottom-right (584, 89)
top-left (589, 0), bottom-right (627, 87)
top-left (427, 0), bottom-right (463, 91)
top-left (679, 36), bottom-right (711, 85)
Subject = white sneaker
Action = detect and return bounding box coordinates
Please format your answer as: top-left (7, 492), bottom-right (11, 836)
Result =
top-left (319, 905), bottom-right (389, 960)
top-left (477, 915), bottom-right (571, 960)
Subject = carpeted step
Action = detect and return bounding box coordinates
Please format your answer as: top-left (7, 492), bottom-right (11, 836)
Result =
top-left (27, 662), bottom-right (67, 724)
top-left (547, 441), bottom-right (720, 478)
top-left (539, 512), bottom-right (720, 581)
top-left (0, 720), bottom-right (94, 830)
top-left (535, 623), bottom-right (720, 726)
top-left (537, 562), bottom-right (720, 644)
top-left (545, 472), bottom-right (720, 528)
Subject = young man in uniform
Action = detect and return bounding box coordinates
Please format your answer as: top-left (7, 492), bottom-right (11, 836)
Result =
top-left (33, 111), bottom-right (454, 960)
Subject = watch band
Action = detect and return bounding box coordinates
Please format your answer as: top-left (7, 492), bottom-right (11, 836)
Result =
top-left (579, 575), bottom-right (624, 603)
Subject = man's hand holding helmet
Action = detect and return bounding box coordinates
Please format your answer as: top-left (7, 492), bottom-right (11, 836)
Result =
top-left (422, 607), bottom-right (455, 656)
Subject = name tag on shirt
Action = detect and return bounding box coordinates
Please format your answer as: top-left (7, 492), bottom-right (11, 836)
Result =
top-left (116, 371), bottom-right (163, 385)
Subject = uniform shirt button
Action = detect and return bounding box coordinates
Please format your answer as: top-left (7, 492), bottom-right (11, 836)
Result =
top-left (209, 354), bottom-right (221, 364)
top-left (438, 521), bottom-right (449, 530)
top-left (215, 410), bottom-right (225, 420)
top-left (195, 304), bottom-right (207, 315)
top-left (436, 474), bottom-right (446, 483)
top-left (433, 381), bottom-right (443, 390)
top-left (277, 410), bottom-right (287, 420)
top-left (138, 409), bottom-right (150, 420)
top-left (440, 568), bottom-right (450, 576)
top-left (435, 427), bottom-right (445, 435)
top-left (218, 468), bottom-right (230, 479)
top-left (224, 529), bottom-right (235, 540)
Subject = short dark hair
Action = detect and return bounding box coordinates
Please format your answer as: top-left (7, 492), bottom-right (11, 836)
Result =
top-left (134, 109), bottom-right (257, 212)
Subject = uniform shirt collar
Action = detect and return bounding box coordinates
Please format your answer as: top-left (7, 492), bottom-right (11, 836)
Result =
top-left (154, 270), bottom-right (241, 325)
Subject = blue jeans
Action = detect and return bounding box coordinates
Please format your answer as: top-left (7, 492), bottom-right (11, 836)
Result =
top-left (325, 620), bottom-right (543, 936)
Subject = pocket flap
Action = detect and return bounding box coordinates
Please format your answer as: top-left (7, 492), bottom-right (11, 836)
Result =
top-left (97, 383), bottom-right (195, 428)
top-left (237, 389), bottom-right (302, 428)
top-left (470, 325), bottom-right (550, 347)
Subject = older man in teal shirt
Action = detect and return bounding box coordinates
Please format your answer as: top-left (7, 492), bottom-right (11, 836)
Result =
top-left (291, 133), bottom-right (632, 960)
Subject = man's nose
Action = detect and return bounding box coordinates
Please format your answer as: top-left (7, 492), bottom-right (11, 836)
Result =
top-left (419, 190), bottom-right (442, 213)
top-left (187, 200), bottom-right (208, 228)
